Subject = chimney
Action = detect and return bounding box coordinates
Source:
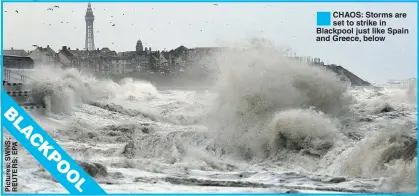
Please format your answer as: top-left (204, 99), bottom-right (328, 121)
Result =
top-left (68, 47), bottom-right (71, 50)
top-left (62, 46), bottom-right (67, 51)
top-left (47, 45), bottom-right (50, 48)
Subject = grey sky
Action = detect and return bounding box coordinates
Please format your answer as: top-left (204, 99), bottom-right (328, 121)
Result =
top-left (2, 2), bottom-right (417, 84)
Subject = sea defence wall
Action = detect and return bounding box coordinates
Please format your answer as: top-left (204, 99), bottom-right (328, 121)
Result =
top-left (323, 64), bottom-right (371, 86)
top-left (288, 56), bottom-right (371, 86)
top-left (3, 55), bottom-right (46, 114)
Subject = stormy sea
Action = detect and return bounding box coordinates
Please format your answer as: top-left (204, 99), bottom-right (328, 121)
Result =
top-left (6, 41), bottom-right (417, 193)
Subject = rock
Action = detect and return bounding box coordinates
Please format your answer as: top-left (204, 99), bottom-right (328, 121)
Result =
top-left (77, 161), bottom-right (108, 178)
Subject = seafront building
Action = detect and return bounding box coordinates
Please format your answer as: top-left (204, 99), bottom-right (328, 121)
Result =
top-left (3, 3), bottom-right (381, 86)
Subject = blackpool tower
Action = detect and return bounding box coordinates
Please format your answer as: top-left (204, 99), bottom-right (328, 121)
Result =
top-left (85, 3), bottom-right (95, 51)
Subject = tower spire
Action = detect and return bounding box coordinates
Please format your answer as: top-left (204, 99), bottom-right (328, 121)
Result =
top-left (85, 2), bottom-right (95, 51)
